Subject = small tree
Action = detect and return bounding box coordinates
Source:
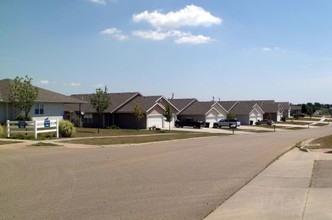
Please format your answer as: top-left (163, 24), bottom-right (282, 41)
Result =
top-left (226, 112), bottom-right (236, 120)
top-left (90, 87), bottom-right (111, 133)
top-left (163, 104), bottom-right (173, 131)
top-left (9, 75), bottom-right (39, 120)
top-left (133, 102), bottom-right (144, 131)
top-left (307, 105), bottom-right (314, 118)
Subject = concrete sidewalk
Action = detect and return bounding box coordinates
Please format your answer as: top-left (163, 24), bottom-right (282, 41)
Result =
top-left (205, 148), bottom-right (332, 220)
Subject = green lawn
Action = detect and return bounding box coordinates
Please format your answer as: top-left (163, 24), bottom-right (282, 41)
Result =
top-left (30, 142), bottom-right (61, 147)
top-left (311, 123), bottom-right (329, 127)
top-left (74, 127), bottom-right (175, 137)
top-left (312, 135), bottom-right (332, 148)
top-left (0, 140), bottom-right (21, 145)
top-left (63, 132), bottom-right (224, 145)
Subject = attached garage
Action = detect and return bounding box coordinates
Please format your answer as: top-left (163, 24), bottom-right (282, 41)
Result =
top-left (229, 101), bottom-right (265, 125)
top-left (277, 112), bottom-right (282, 122)
top-left (249, 113), bottom-right (263, 125)
top-left (147, 115), bottom-right (164, 129)
top-left (205, 108), bottom-right (226, 127)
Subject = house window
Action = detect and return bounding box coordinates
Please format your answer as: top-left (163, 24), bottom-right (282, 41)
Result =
top-left (34, 103), bottom-right (44, 115)
top-left (84, 114), bottom-right (93, 124)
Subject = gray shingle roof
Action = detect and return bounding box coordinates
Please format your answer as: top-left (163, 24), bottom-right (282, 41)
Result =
top-left (116, 96), bottom-right (164, 113)
top-left (229, 101), bottom-right (258, 115)
top-left (168, 98), bottom-right (196, 112)
top-left (260, 102), bottom-right (279, 113)
top-left (65, 92), bottom-right (140, 113)
top-left (278, 102), bottom-right (290, 111)
top-left (0, 78), bottom-right (84, 104)
top-left (218, 101), bottom-right (238, 112)
top-left (179, 101), bottom-right (215, 115)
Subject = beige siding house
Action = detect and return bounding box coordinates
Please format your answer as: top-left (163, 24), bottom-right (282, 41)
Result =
top-left (0, 78), bottom-right (84, 123)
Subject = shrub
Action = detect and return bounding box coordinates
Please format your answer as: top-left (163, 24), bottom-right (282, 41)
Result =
top-left (59, 120), bottom-right (76, 138)
top-left (0, 125), bottom-right (3, 137)
top-left (16, 114), bottom-right (32, 121)
top-left (108, 125), bottom-right (120, 129)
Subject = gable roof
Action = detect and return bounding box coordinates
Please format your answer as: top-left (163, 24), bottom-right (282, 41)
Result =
top-left (0, 78), bottom-right (84, 104)
top-left (65, 92), bottom-right (141, 113)
top-left (229, 101), bottom-right (263, 115)
top-left (260, 102), bottom-right (280, 113)
top-left (278, 102), bottom-right (290, 111)
top-left (168, 98), bottom-right (197, 113)
top-left (116, 95), bottom-right (165, 113)
top-left (219, 101), bottom-right (238, 112)
top-left (179, 101), bottom-right (216, 115)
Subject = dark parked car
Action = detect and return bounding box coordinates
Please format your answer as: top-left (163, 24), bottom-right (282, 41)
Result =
top-left (175, 118), bottom-right (201, 129)
top-left (255, 119), bottom-right (274, 126)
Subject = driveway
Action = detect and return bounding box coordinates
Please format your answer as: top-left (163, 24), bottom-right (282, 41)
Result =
top-left (1, 126), bottom-right (332, 220)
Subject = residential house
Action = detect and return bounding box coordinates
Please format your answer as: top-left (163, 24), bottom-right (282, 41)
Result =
top-left (65, 92), bottom-right (140, 127)
top-left (65, 94), bottom-right (178, 129)
top-left (0, 78), bottom-right (84, 124)
top-left (278, 102), bottom-right (291, 119)
top-left (113, 95), bottom-right (178, 129)
top-left (290, 105), bottom-right (302, 116)
top-left (259, 101), bottom-right (283, 122)
top-left (227, 101), bottom-right (264, 125)
top-left (177, 101), bottom-right (228, 127)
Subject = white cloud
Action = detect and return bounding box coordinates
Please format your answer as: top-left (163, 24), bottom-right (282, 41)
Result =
top-left (132, 29), bottom-right (183, 41)
top-left (39, 80), bottom-right (50, 84)
top-left (133, 5), bottom-right (222, 29)
top-left (100, 28), bottom-right (129, 41)
top-left (90, 0), bottom-right (107, 5)
top-left (132, 29), bottom-right (213, 44)
top-left (64, 82), bottom-right (81, 87)
top-left (175, 35), bottom-right (213, 44)
top-left (262, 47), bottom-right (280, 52)
top-left (131, 5), bottom-right (220, 45)
top-left (70, 83), bottom-right (80, 87)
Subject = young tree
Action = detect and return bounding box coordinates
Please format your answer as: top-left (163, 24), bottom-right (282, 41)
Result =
top-left (306, 105), bottom-right (314, 118)
top-left (226, 112), bottom-right (236, 120)
top-left (163, 104), bottom-right (173, 131)
top-left (90, 87), bottom-right (111, 133)
top-left (133, 102), bottom-right (144, 131)
top-left (9, 75), bottom-right (39, 120)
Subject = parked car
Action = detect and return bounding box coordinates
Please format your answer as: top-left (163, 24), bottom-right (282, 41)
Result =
top-left (255, 119), bottom-right (274, 126)
top-left (175, 118), bottom-right (201, 129)
top-left (213, 119), bottom-right (241, 128)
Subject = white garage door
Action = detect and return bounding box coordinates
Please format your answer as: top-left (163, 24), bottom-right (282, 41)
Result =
top-left (206, 116), bottom-right (217, 127)
top-left (250, 116), bottom-right (262, 125)
top-left (147, 115), bottom-right (163, 129)
top-left (164, 116), bottom-right (175, 128)
top-left (277, 113), bottom-right (282, 122)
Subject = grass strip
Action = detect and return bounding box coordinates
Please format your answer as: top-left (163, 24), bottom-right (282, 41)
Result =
top-left (0, 140), bottom-right (22, 145)
top-left (63, 133), bottom-right (223, 145)
top-left (312, 135), bottom-right (332, 149)
top-left (30, 142), bottom-right (61, 147)
top-left (74, 128), bottom-right (182, 138)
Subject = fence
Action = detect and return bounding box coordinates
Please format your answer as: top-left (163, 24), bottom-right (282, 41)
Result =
top-left (7, 119), bottom-right (59, 139)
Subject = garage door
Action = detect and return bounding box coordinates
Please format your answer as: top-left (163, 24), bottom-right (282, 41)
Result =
top-left (164, 116), bottom-right (175, 128)
top-left (277, 113), bottom-right (282, 122)
top-left (147, 115), bottom-right (163, 129)
top-left (206, 116), bottom-right (217, 127)
top-left (250, 116), bottom-right (262, 125)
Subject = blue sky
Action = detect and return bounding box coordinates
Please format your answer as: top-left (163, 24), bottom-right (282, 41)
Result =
top-left (1, 0), bottom-right (332, 103)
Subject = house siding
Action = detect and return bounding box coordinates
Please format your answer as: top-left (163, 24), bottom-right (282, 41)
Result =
top-left (30, 103), bottom-right (64, 121)
top-left (236, 115), bottom-right (250, 125)
top-left (0, 103), bottom-right (7, 123)
top-left (114, 113), bottom-right (146, 129)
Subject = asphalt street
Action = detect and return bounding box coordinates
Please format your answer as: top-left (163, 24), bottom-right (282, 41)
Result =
top-left (1, 126), bottom-right (332, 220)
